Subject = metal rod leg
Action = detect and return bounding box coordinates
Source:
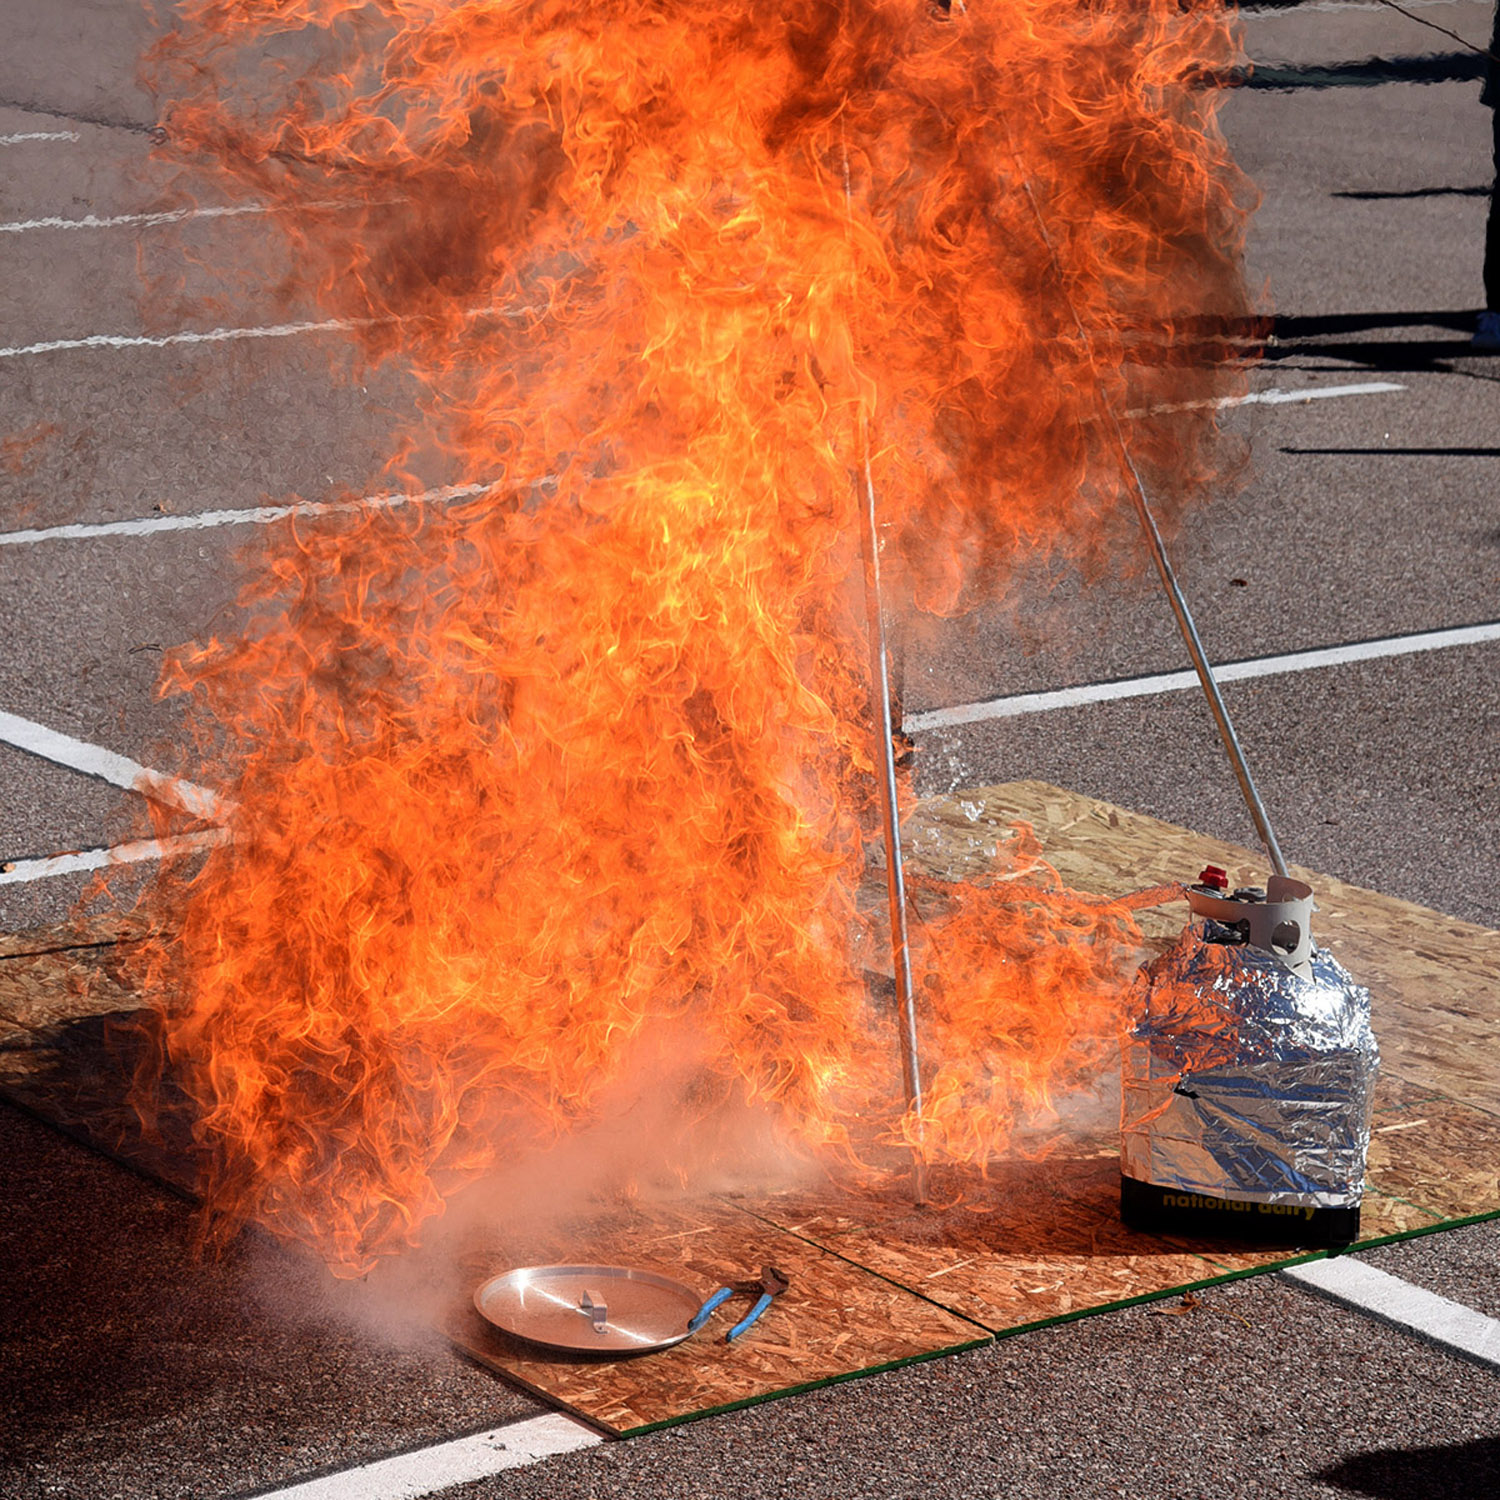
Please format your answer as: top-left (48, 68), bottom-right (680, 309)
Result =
top-left (1116, 452), bottom-right (1289, 878)
top-left (858, 446), bottom-right (929, 1206)
top-left (840, 139), bottom-right (928, 1203)
top-left (1007, 152), bottom-right (1290, 879)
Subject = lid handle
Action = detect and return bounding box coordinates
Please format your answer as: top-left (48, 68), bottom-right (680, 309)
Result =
top-left (580, 1289), bottom-right (608, 1331)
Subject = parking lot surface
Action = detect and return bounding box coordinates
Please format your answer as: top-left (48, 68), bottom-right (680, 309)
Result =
top-left (2, 3), bottom-right (1497, 1497)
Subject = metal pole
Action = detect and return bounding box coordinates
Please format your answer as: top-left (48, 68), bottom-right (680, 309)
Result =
top-left (1008, 156), bottom-right (1290, 879)
top-left (1113, 445), bottom-right (1290, 879)
top-left (857, 443), bottom-right (929, 1205)
top-left (839, 140), bottom-right (928, 1203)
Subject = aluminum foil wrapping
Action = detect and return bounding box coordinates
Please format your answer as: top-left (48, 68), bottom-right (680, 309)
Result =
top-left (1121, 920), bottom-right (1379, 1208)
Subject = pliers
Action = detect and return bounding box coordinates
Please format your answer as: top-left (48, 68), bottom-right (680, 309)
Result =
top-left (688, 1265), bottom-right (790, 1343)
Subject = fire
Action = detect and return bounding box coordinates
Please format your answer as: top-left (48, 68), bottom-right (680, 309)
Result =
top-left (907, 836), bottom-right (1144, 1167)
top-left (124, 0), bottom-right (1254, 1272)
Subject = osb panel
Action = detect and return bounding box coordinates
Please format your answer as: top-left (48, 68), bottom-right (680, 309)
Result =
top-left (1190, 1190), bottom-right (1447, 1273)
top-left (1370, 1073), bottom-right (1452, 1120)
top-left (0, 942), bottom-right (137, 1033)
top-left (0, 932), bottom-right (196, 1195)
top-left (912, 782), bottom-right (1500, 1113)
top-left (0, 940), bottom-right (137, 1116)
top-left (1352, 1188), bottom-right (1447, 1241)
top-left (746, 1168), bottom-right (1221, 1333)
top-left (0, 913), bottom-right (156, 961)
top-left (903, 782), bottom-right (1193, 947)
top-left (1365, 1096), bottom-right (1500, 1223)
top-left (747, 1150), bottom-right (1456, 1329)
top-left (440, 1198), bottom-right (988, 1435)
top-left (0, 1014), bottom-right (38, 1092)
top-left (1, 783), bottom-right (1496, 1431)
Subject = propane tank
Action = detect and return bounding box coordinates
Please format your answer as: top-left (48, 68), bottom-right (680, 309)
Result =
top-left (1119, 865), bottom-right (1379, 1246)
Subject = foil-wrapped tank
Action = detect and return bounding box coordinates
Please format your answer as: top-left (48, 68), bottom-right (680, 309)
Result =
top-left (1121, 873), bottom-right (1378, 1232)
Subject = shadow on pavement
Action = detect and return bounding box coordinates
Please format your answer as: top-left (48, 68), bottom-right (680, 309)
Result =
top-left (0, 1003), bottom-right (205, 1197)
top-left (1263, 310), bottom-right (1497, 371)
top-left (1273, 311), bottom-right (1477, 337)
top-left (1113, 310), bottom-right (1496, 371)
top-left (1314, 1432), bottom-right (1500, 1499)
top-left (1243, 53), bottom-right (1488, 91)
top-left (1280, 446), bottom-right (1500, 457)
top-left (1333, 187), bottom-right (1491, 201)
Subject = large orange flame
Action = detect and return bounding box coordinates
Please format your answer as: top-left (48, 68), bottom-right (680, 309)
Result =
top-left (125, 0), bottom-right (1254, 1272)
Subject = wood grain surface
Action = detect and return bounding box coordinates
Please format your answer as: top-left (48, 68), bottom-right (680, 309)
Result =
top-left (3, 782), bottom-right (1495, 1433)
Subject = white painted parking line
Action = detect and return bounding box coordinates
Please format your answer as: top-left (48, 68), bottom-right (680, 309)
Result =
top-left (255, 1413), bottom-right (603, 1500)
top-left (904, 620), bottom-right (1500, 733)
top-left (0, 315), bottom-right (378, 361)
top-left (1226, 380), bottom-right (1406, 407)
top-left (0, 482), bottom-right (493, 548)
top-left (0, 829), bottom-right (228, 886)
top-left (0, 708), bottom-right (228, 821)
top-left (0, 200), bottom-right (357, 235)
top-left (0, 131), bottom-right (80, 146)
top-left (1128, 380), bottom-right (1405, 418)
top-left (0, 299), bottom-right (531, 361)
top-left (1282, 1258), bottom-right (1500, 1371)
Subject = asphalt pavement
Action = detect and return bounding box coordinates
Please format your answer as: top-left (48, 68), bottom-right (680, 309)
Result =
top-left (1, 3), bottom-right (1497, 1498)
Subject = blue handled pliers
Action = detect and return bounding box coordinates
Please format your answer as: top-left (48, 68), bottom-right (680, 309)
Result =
top-left (688, 1265), bottom-right (789, 1342)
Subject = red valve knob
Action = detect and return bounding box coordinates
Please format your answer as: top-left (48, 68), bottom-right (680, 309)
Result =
top-left (1197, 865), bottom-right (1229, 891)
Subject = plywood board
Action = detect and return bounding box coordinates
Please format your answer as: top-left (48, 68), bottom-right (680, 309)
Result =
top-left (441, 1198), bottom-right (989, 1434)
top-left (2, 781), bottom-right (1496, 1433)
top-left (908, 781), bottom-right (1500, 1114)
top-left (742, 1171), bottom-right (1223, 1334)
top-left (0, 941), bottom-right (137, 1032)
top-left (1365, 1095), bottom-right (1500, 1224)
top-left (0, 926), bottom-right (199, 1194)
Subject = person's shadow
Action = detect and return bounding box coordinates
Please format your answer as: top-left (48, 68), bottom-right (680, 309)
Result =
top-left (1314, 1433), bottom-right (1500, 1498)
top-left (1263, 310), bottom-right (1495, 370)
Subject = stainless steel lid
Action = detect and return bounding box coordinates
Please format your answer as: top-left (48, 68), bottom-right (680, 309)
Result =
top-left (473, 1264), bottom-right (704, 1354)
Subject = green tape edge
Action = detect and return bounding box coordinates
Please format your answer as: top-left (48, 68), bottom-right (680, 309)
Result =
top-left (617, 1333), bottom-right (993, 1437)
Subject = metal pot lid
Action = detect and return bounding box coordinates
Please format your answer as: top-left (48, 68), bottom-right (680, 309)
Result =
top-left (473, 1264), bottom-right (704, 1354)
